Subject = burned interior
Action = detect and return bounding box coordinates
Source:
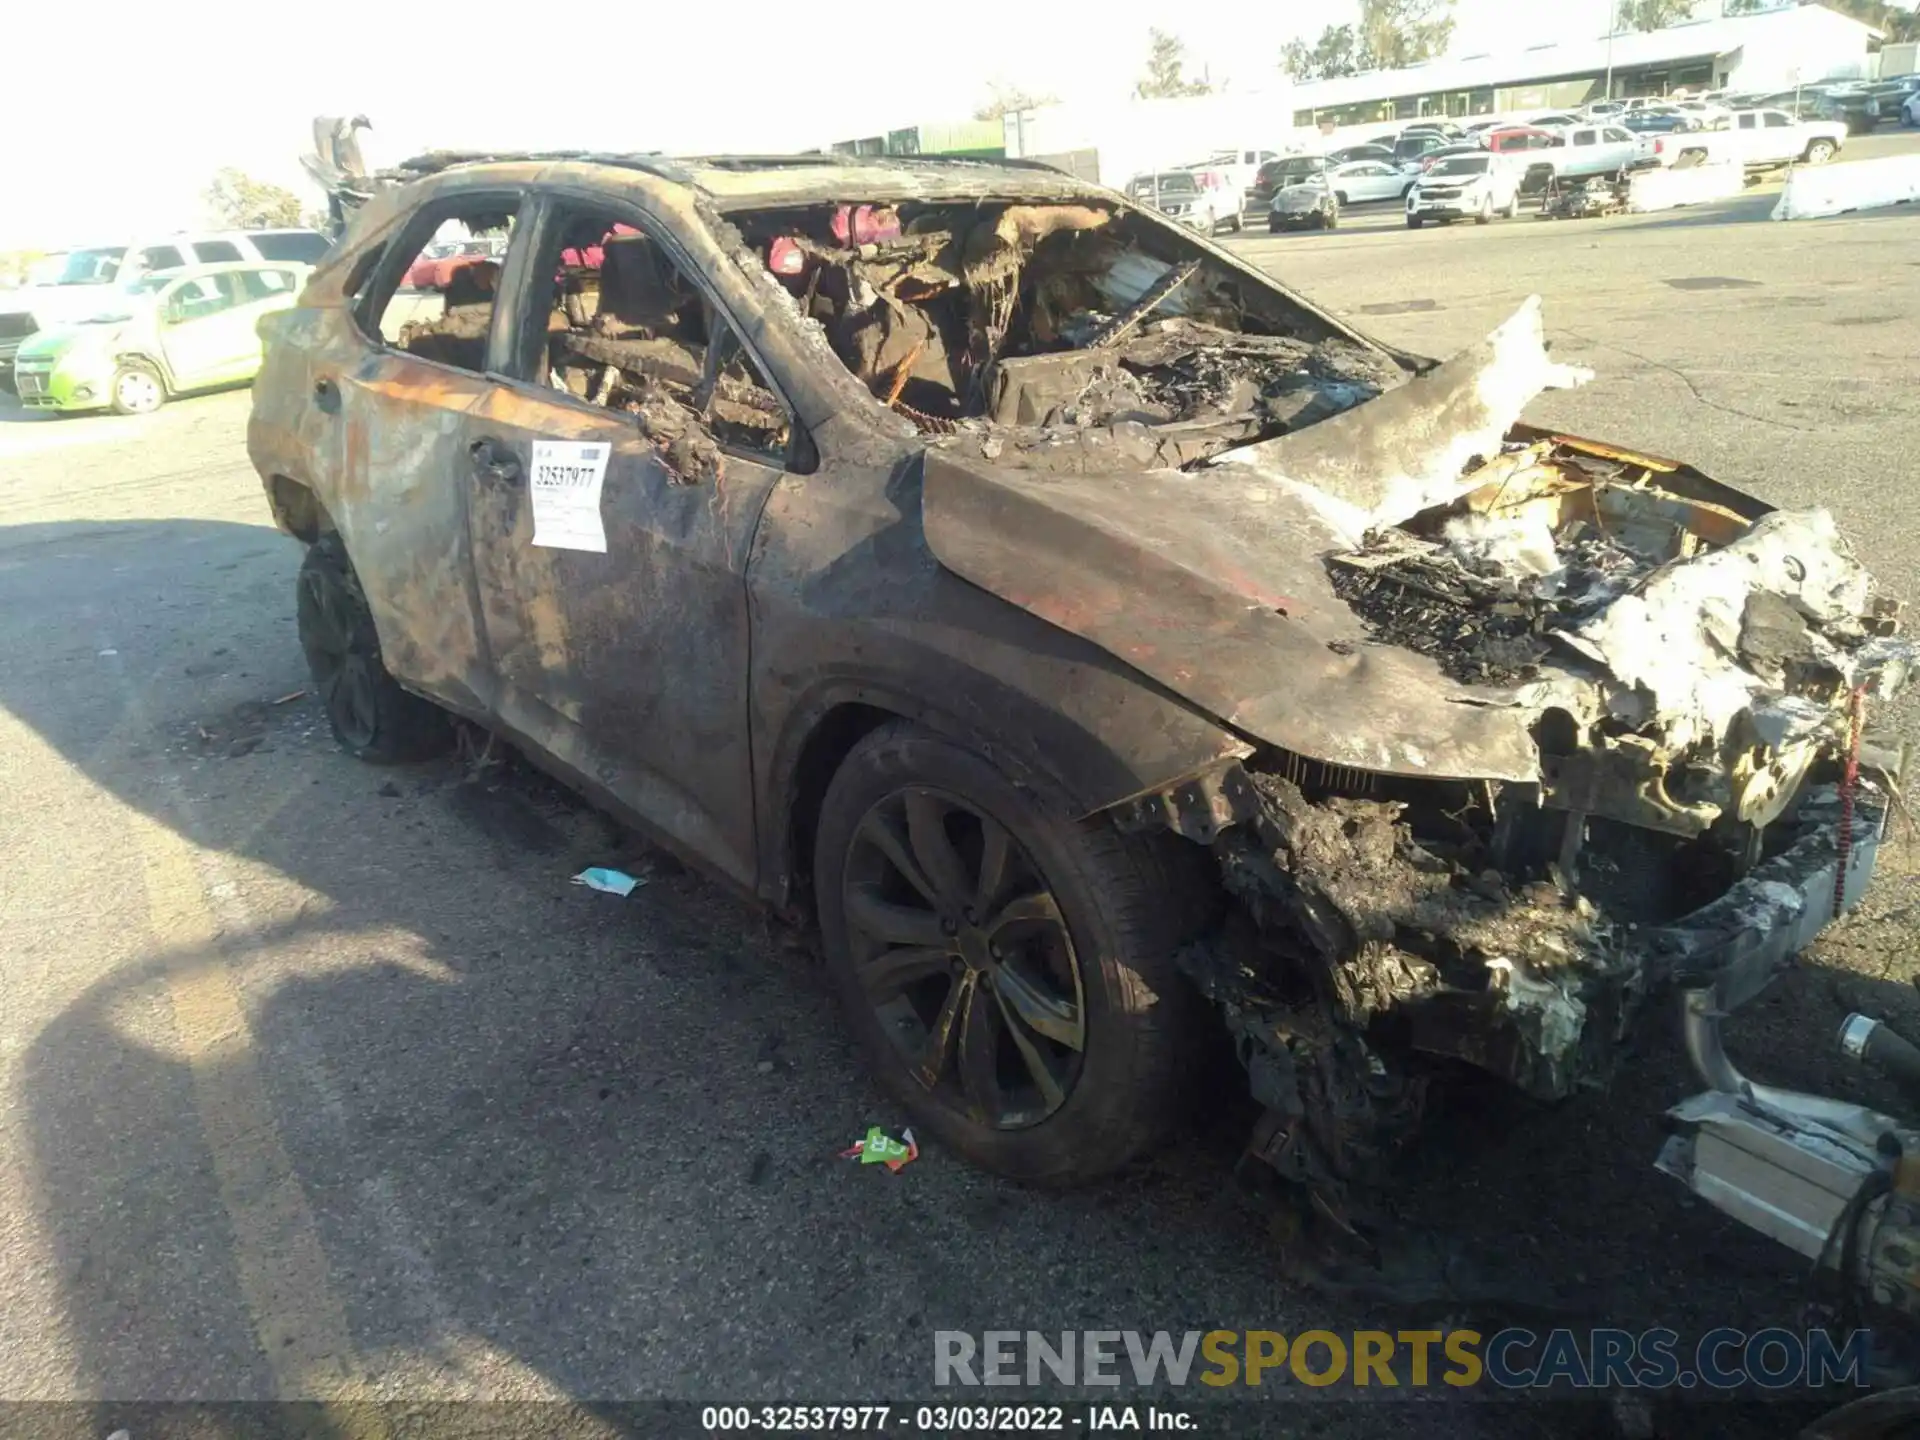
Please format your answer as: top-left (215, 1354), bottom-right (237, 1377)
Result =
top-left (532, 209), bottom-right (793, 472)
top-left (726, 197), bottom-right (1410, 462)
top-left (385, 203), bottom-right (793, 477)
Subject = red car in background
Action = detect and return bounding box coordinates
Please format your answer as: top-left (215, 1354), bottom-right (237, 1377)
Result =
top-left (403, 236), bottom-right (507, 291)
top-left (1482, 126), bottom-right (1565, 155)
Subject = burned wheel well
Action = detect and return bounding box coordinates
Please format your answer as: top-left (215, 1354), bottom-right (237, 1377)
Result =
top-left (784, 702), bottom-right (898, 916)
top-left (267, 476), bottom-right (333, 543)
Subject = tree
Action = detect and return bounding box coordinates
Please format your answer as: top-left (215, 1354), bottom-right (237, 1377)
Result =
top-left (1284, 1), bottom-right (1454, 81)
top-left (1283, 24), bottom-right (1363, 80)
top-left (972, 81), bottom-right (1059, 121)
top-left (1615, 0), bottom-right (1698, 31)
top-left (1824, 0), bottom-right (1920, 41)
top-left (1721, 0), bottom-right (1918, 37)
top-left (1359, 0), bottom-right (1455, 70)
top-left (204, 168), bottom-right (305, 229)
top-left (1135, 28), bottom-right (1213, 99)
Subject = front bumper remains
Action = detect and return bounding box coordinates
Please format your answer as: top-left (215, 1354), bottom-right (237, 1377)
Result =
top-left (1119, 755), bottom-right (1893, 1196)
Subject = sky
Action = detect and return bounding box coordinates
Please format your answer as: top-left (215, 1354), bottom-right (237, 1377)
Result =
top-left (4, 0), bottom-right (1630, 250)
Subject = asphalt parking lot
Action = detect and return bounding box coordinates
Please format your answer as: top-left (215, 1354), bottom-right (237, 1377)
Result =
top-left (1, 141), bottom-right (1918, 1439)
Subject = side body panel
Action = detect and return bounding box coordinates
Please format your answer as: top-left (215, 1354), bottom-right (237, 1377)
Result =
top-left (746, 414), bottom-right (1250, 911)
top-left (463, 379), bottom-right (780, 890)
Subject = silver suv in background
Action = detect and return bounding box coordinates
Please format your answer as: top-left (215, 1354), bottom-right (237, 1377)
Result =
top-left (1407, 152), bottom-right (1527, 227)
top-left (0, 229), bottom-right (328, 393)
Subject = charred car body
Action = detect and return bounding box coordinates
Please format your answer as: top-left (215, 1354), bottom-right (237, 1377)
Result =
top-left (252, 145), bottom-right (1910, 1207)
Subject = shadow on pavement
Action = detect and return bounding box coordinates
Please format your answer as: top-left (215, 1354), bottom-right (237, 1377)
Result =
top-left (3, 517), bottom-right (1912, 1436)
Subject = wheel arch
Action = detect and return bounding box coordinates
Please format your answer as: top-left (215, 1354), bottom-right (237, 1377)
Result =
top-left (758, 675), bottom-right (1245, 923)
top-left (265, 474), bottom-right (335, 543)
top-left (110, 350), bottom-right (174, 396)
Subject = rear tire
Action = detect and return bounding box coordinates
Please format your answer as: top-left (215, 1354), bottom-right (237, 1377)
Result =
top-left (296, 532), bottom-right (452, 764)
top-left (1805, 139), bottom-right (1837, 164)
top-left (813, 721), bottom-right (1202, 1185)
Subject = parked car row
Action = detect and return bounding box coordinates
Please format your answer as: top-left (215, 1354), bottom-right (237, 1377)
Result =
top-left (0, 227), bottom-right (329, 398)
top-left (11, 262), bottom-right (313, 415)
top-left (1127, 68), bottom-right (1895, 243)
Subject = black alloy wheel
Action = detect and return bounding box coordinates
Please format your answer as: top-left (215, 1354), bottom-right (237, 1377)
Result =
top-left (841, 785), bottom-right (1085, 1129)
top-left (813, 722), bottom-right (1203, 1184)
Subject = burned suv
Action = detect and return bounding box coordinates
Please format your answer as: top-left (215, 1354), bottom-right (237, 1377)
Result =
top-left (251, 150), bottom-right (1909, 1207)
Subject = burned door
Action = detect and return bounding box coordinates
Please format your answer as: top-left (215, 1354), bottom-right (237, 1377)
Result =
top-left (462, 203), bottom-right (796, 887)
top-left (314, 191), bottom-right (526, 716)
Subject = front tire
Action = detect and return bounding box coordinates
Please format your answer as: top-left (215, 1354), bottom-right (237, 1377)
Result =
top-left (813, 722), bottom-right (1200, 1185)
top-left (296, 532), bottom-right (452, 763)
top-left (110, 361), bottom-right (166, 416)
top-left (1407, 213), bottom-right (1424, 229)
top-left (1475, 195), bottom-right (1493, 225)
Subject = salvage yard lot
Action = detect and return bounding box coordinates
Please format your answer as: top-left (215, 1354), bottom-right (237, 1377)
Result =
top-left (1, 183), bottom-right (1919, 1436)
top-left (1269, 126), bottom-right (1920, 234)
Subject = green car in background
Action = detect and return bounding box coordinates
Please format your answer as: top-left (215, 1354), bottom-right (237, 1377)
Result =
top-left (12, 261), bottom-right (310, 415)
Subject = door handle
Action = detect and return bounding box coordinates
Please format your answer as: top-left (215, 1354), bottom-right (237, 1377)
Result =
top-left (313, 376), bottom-right (340, 413)
top-left (468, 436), bottom-right (522, 485)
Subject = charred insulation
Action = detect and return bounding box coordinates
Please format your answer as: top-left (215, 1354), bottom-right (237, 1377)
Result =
top-left (730, 199), bottom-right (1412, 461)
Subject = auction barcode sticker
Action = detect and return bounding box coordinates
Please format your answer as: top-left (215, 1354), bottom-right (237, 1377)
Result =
top-left (529, 440), bottom-right (612, 552)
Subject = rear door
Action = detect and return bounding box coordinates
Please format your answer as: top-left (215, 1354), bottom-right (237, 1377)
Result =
top-left (1566, 127), bottom-right (1599, 174)
top-left (458, 191), bottom-right (798, 887)
top-left (1604, 125), bottom-right (1645, 165)
top-left (1759, 109), bottom-right (1799, 163)
top-left (303, 188), bottom-right (529, 718)
top-left (1351, 163), bottom-right (1402, 202)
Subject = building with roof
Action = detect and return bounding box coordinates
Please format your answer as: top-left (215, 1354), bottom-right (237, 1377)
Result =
top-left (1284, 4), bottom-right (1881, 128)
top-left (850, 4), bottom-right (1881, 190)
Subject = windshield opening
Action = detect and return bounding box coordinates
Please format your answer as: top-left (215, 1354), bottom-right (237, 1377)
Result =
top-left (49, 248), bottom-right (128, 286)
top-left (1432, 157), bottom-right (1492, 177)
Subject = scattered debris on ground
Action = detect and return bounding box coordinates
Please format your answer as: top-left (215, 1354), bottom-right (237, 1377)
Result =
top-left (571, 866), bottom-right (645, 897)
top-left (841, 1126), bottom-right (918, 1172)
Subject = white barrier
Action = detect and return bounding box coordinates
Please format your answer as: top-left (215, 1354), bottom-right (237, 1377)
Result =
top-left (1773, 155), bottom-right (1920, 220)
top-left (1625, 161), bottom-right (1746, 213)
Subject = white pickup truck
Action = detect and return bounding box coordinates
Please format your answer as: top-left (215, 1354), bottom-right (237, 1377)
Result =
top-left (1540, 123), bottom-right (1657, 180)
top-left (1645, 108), bottom-right (1847, 170)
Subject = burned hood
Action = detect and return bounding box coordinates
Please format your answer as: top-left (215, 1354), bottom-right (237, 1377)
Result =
top-left (920, 447), bottom-right (1550, 780)
top-left (924, 295), bottom-right (1915, 797)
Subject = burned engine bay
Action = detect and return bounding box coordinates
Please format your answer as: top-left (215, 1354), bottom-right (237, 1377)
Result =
top-left (730, 195), bottom-right (1916, 1206)
top-left (732, 197), bottom-right (1410, 465)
